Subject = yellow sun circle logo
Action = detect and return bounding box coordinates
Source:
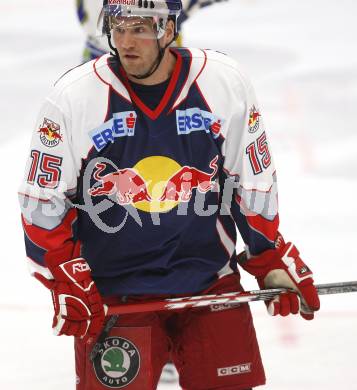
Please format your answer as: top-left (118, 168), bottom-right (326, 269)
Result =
top-left (133, 156), bottom-right (181, 213)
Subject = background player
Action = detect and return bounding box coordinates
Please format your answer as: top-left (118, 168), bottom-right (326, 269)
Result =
top-left (77, 0), bottom-right (229, 61)
top-left (19, 1), bottom-right (320, 389)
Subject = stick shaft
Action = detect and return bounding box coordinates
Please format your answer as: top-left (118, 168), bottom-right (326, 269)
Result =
top-left (316, 281), bottom-right (357, 295)
top-left (106, 281), bottom-right (357, 316)
top-left (92, 281), bottom-right (357, 360)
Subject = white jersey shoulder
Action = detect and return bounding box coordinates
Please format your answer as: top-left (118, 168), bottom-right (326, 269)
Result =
top-left (54, 60), bottom-right (97, 91)
top-left (193, 48), bottom-right (275, 192)
top-left (201, 49), bottom-right (252, 95)
top-left (46, 57), bottom-right (113, 163)
top-left (195, 49), bottom-right (253, 135)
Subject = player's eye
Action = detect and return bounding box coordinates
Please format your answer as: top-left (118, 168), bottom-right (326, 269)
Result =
top-left (133, 26), bottom-right (146, 34)
top-left (114, 26), bottom-right (125, 34)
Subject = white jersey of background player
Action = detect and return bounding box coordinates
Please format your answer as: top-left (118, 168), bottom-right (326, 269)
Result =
top-left (76, 0), bottom-right (228, 61)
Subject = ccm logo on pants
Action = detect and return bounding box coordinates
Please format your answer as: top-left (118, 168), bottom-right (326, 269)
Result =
top-left (217, 363), bottom-right (252, 377)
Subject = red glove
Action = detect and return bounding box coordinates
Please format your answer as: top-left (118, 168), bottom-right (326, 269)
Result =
top-left (34, 257), bottom-right (105, 338)
top-left (239, 235), bottom-right (320, 320)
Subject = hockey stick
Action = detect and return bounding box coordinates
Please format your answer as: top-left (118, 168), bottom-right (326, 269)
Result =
top-left (90, 314), bottom-right (119, 362)
top-left (106, 281), bottom-right (357, 316)
top-left (90, 281), bottom-right (357, 360)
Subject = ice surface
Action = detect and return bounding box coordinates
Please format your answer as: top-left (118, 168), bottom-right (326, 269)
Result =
top-left (0, 0), bottom-right (356, 388)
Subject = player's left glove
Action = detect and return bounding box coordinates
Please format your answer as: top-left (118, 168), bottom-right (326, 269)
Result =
top-left (239, 234), bottom-right (320, 320)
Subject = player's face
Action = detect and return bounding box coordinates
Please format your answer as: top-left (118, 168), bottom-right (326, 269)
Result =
top-left (112, 17), bottom-right (173, 80)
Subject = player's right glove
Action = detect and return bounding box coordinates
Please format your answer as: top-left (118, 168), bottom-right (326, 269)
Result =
top-left (34, 256), bottom-right (105, 339)
top-left (238, 234), bottom-right (320, 320)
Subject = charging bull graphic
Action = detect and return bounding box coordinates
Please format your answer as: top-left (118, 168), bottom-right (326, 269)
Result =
top-left (159, 155), bottom-right (219, 202)
top-left (88, 155), bottom-right (219, 208)
top-left (88, 163), bottom-right (152, 205)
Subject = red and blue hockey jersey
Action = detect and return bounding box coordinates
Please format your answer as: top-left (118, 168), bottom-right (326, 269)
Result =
top-left (19, 48), bottom-right (279, 296)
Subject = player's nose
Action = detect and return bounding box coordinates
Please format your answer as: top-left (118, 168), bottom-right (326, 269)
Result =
top-left (118, 30), bottom-right (136, 50)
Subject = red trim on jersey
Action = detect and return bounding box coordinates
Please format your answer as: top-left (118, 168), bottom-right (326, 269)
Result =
top-left (93, 56), bottom-right (132, 105)
top-left (22, 208), bottom-right (78, 251)
top-left (195, 77), bottom-right (226, 143)
top-left (223, 167), bottom-right (241, 178)
top-left (194, 80), bottom-right (211, 111)
top-left (235, 194), bottom-right (279, 242)
top-left (118, 50), bottom-right (183, 120)
top-left (18, 192), bottom-right (51, 203)
top-left (104, 86), bottom-right (112, 121)
top-left (222, 170), bottom-right (278, 195)
top-left (93, 56), bottom-right (110, 86)
top-left (195, 49), bottom-right (208, 83)
top-left (168, 48), bottom-right (192, 113)
top-left (170, 49), bottom-right (208, 112)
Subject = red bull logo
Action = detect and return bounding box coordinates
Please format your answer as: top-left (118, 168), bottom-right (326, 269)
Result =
top-left (159, 155), bottom-right (218, 202)
top-left (88, 155), bottom-right (219, 213)
top-left (38, 118), bottom-right (63, 147)
top-left (88, 163), bottom-right (152, 205)
top-left (248, 105), bottom-right (260, 133)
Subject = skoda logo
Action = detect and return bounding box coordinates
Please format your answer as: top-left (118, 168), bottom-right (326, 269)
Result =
top-left (93, 337), bottom-right (140, 388)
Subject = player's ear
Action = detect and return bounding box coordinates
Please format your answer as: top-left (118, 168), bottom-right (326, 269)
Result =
top-left (164, 19), bottom-right (175, 44)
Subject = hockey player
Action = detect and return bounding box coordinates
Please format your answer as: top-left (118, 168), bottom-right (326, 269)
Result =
top-left (19, 1), bottom-right (320, 389)
top-left (77, 0), bottom-right (108, 60)
top-left (77, 0), bottom-right (228, 60)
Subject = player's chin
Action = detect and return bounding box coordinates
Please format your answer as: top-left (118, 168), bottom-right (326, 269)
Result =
top-left (122, 61), bottom-right (143, 76)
